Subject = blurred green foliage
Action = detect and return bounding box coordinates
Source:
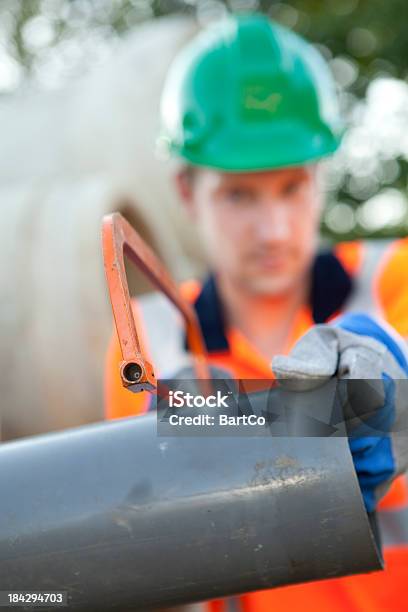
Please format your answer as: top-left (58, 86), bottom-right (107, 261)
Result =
top-left (5, 1), bottom-right (408, 88)
top-left (1, 0), bottom-right (408, 240)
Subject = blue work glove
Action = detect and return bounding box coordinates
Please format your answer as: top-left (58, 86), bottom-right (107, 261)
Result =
top-left (272, 313), bottom-right (408, 512)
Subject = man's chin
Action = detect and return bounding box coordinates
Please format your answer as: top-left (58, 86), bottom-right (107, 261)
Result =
top-left (244, 274), bottom-right (298, 296)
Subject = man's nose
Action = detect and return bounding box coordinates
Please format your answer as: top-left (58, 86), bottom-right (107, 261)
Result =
top-left (254, 200), bottom-right (292, 243)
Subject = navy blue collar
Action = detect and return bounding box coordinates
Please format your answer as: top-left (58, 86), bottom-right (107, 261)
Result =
top-left (191, 250), bottom-right (353, 352)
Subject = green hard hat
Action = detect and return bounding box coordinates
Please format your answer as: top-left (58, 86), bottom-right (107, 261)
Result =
top-left (159, 13), bottom-right (344, 171)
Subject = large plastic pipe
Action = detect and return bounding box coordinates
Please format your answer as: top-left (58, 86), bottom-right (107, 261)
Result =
top-left (0, 413), bottom-right (381, 610)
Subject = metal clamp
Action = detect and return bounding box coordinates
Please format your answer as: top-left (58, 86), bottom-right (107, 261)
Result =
top-left (102, 212), bottom-right (210, 392)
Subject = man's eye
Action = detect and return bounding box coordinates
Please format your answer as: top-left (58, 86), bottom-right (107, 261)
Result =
top-left (226, 188), bottom-right (254, 203)
top-left (282, 180), bottom-right (304, 197)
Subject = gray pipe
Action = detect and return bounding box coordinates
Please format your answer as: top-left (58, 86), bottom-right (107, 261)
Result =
top-left (0, 412), bottom-right (381, 610)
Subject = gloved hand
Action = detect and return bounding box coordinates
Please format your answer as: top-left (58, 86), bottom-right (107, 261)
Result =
top-left (272, 312), bottom-right (408, 512)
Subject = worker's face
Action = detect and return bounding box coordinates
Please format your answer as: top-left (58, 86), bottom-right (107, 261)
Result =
top-left (176, 165), bottom-right (322, 295)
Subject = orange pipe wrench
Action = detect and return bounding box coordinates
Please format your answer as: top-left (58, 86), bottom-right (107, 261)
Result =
top-left (102, 212), bottom-right (210, 393)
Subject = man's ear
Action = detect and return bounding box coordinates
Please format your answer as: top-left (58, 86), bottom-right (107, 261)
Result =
top-left (174, 167), bottom-right (196, 215)
top-left (175, 169), bottom-right (192, 201)
top-left (314, 161), bottom-right (326, 194)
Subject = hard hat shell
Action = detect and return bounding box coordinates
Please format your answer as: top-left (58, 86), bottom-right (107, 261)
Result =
top-left (159, 13), bottom-right (343, 171)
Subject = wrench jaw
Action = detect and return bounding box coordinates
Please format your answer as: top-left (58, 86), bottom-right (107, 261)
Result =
top-left (120, 359), bottom-right (156, 393)
top-left (102, 212), bottom-right (210, 395)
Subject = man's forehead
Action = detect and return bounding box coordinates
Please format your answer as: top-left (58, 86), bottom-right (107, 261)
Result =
top-left (205, 165), bottom-right (317, 187)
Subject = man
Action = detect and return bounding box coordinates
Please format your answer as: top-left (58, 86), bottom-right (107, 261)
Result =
top-left (105, 13), bottom-right (408, 611)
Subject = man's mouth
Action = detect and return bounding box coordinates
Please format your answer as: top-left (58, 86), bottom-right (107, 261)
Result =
top-left (251, 253), bottom-right (290, 270)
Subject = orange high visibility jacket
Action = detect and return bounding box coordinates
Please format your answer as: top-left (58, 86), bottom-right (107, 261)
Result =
top-left (105, 239), bottom-right (408, 612)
